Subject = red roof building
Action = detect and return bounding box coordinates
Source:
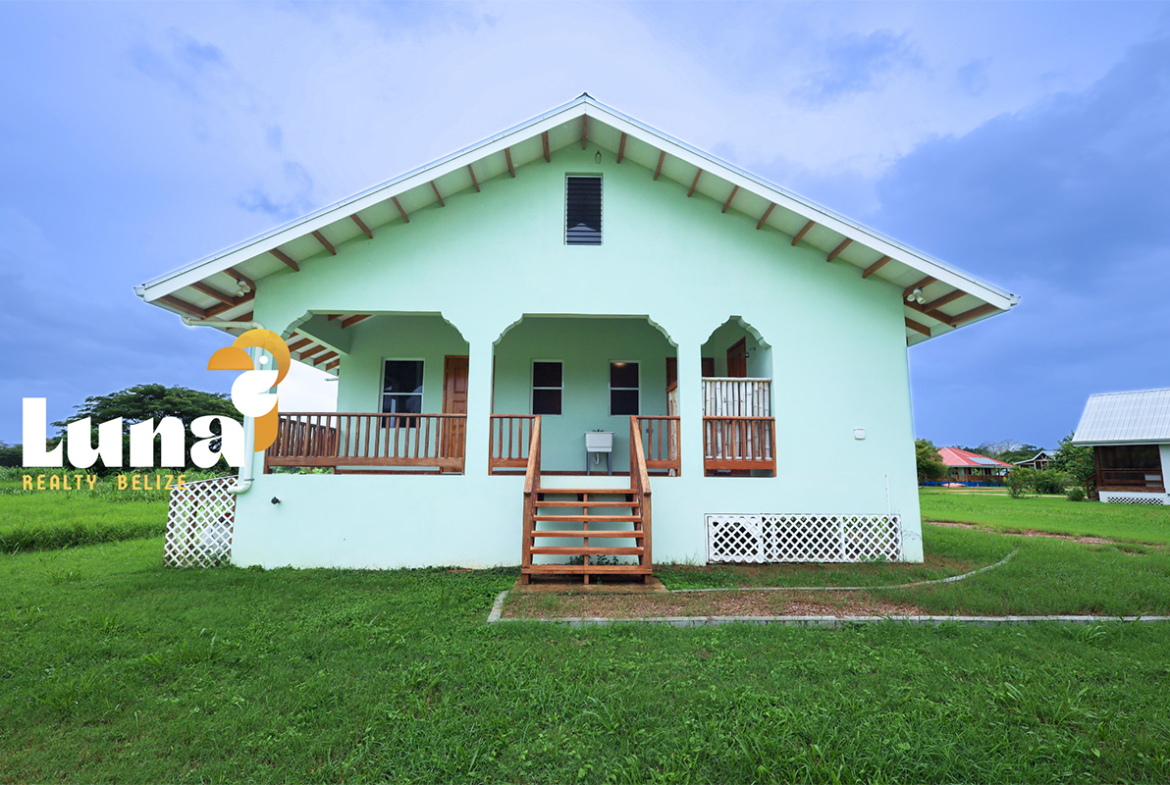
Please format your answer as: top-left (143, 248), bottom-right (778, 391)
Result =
top-left (936, 447), bottom-right (1013, 485)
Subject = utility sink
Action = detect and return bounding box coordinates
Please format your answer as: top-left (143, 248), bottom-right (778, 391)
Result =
top-left (585, 431), bottom-right (614, 452)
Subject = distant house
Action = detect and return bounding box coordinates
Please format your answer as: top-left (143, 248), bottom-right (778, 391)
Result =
top-left (1015, 450), bottom-right (1055, 472)
top-left (1072, 388), bottom-right (1169, 505)
top-left (934, 447), bottom-right (1012, 486)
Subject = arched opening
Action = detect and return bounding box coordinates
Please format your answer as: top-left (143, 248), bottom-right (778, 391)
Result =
top-left (489, 315), bottom-right (678, 475)
top-left (700, 317), bottom-right (775, 477)
top-left (265, 311), bottom-right (471, 474)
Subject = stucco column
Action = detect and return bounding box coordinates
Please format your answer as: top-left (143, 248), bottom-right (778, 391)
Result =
top-left (462, 334), bottom-right (494, 477)
top-left (677, 341), bottom-right (706, 480)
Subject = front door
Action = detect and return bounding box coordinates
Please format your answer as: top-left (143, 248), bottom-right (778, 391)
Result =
top-left (442, 355), bottom-right (469, 464)
top-left (727, 338), bottom-right (747, 378)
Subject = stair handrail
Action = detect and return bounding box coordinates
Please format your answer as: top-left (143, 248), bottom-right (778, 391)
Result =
top-left (520, 416), bottom-right (542, 574)
top-left (630, 415), bottom-right (652, 571)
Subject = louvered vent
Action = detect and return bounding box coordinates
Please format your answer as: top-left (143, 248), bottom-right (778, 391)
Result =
top-left (565, 176), bottom-right (602, 245)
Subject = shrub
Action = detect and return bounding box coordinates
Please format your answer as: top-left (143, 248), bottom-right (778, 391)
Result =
top-left (1034, 469), bottom-right (1069, 495)
top-left (1006, 467), bottom-right (1034, 499)
top-left (1067, 486), bottom-right (1086, 502)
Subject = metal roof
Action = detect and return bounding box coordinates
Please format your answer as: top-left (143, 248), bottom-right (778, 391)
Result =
top-left (937, 447), bottom-right (1013, 468)
top-left (1072, 388), bottom-right (1170, 445)
top-left (133, 93), bottom-right (1020, 369)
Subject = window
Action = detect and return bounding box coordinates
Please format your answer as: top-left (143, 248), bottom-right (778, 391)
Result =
top-left (382, 360), bottom-right (423, 426)
top-left (532, 361), bottom-right (563, 415)
top-left (565, 176), bottom-right (602, 245)
top-left (610, 361), bottom-right (639, 416)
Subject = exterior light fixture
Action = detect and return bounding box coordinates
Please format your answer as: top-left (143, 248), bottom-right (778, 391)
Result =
top-left (906, 288), bottom-right (924, 303)
top-left (595, 151), bottom-right (602, 164)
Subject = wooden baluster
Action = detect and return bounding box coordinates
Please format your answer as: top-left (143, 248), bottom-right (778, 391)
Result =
top-left (424, 416), bottom-right (432, 459)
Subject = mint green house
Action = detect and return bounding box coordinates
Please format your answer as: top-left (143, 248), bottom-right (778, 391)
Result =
top-left (137, 95), bottom-right (1018, 580)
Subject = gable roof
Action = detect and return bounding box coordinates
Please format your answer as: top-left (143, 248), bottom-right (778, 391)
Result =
top-left (1014, 450), bottom-right (1055, 465)
top-left (134, 93), bottom-right (1019, 360)
top-left (937, 447), bottom-right (1013, 469)
top-left (1072, 388), bottom-right (1170, 445)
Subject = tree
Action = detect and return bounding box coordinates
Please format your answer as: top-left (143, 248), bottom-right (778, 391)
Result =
top-left (1051, 431), bottom-right (1095, 495)
top-left (915, 439), bottom-right (949, 483)
top-left (51, 384), bottom-right (240, 472)
top-left (965, 439), bottom-right (1043, 464)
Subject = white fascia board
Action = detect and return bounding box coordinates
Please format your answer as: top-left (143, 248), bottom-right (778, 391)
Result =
top-left (579, 98), bottom-right (1018, 311)
top-left (138, 94), bottom-right (1018, 314)
top-left (136, 97), bottom-right (594, 302)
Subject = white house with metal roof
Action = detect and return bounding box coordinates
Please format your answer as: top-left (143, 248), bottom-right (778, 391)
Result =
top-left (1073, 388), bottom-right (1170, 505)
top-left (139, 94), bottom-right (1019, 578)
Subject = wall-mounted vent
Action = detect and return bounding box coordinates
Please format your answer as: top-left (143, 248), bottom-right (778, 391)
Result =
top-left (565, 176), bottom-right (602, 245)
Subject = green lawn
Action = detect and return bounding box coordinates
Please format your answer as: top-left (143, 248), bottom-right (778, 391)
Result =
top-left (0, 492), bottom-right (167, 552)
top-left (2, 489), bottom-right (1170, 781)
top-left (919, 487), bottom-right (1170, 544)
top-left (2, 537), bottom-right (1169, 783)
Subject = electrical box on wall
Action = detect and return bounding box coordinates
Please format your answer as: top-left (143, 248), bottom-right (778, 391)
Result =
top-left (854, 428), bottom-right (866, 440)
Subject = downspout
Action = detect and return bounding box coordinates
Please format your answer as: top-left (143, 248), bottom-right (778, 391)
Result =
top-left (227, 345), bottom-right (260, 496)
top-left (181, 317), bottom-right (267, 496)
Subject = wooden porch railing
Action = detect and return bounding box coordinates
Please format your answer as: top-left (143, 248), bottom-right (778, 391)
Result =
top-left (636, 415), bottom-right (681, 475)
top-left (489, 414), bottom-right (536, 474)
top-left (1097, 468), bottom-right (1165, 492)
top-left (520, 416), bottom-right (542, 575)
top-left (629, 416), bottom-right (652, 569)
top-left (703, 416), bottom-right (776, 475)
top-left (266, 412), bottom-right (466, 472)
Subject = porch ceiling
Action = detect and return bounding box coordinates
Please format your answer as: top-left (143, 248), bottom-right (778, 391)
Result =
top-left (135, 94), bottom-right (1019, 354)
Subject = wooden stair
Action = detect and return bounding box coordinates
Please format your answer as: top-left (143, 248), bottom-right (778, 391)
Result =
top-left (519, 418), bottom-right (654, 585)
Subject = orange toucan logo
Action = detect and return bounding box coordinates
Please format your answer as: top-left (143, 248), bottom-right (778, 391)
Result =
top-left (207, 329), bottom-right (291, 452)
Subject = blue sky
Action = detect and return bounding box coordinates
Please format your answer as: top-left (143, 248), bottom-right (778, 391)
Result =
top-left (1, 1), bottom-right (1167, 450)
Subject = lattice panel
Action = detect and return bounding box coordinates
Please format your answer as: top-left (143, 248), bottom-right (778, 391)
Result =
top-left (707, 514), bottom-right (903, 563)
top-left (165, 477), bottom-right (236, 567)
top-left (1101, 493), bottom-right (1168, 506)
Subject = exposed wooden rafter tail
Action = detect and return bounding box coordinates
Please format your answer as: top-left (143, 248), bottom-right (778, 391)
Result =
top-left (311, 230), bottom-right (336, 256)
top-left (862, 256), bottom-right (892, 278)
top-left (467, 165), bottom-right (480, 193)
top-left (504, 147), bottom-right (516, 178)
top-left (903, 276), bottom-right (937, 299)
top-left (756, 203), bottom-right (776, 230)
top-left (270, 248), bottom-right (300, 272)
top-left (826, 238), bottom-right (853, 262)
top-left (350, 214), bottom-right (373, 239)
top-left (791, 220), bottom-right (815, 246)
top-left (223, 266), bottom-right (256, 290)
top-left (341, 314), bottom-right (371, 329)
top-left (391, 196), bottom-right (410, 224)
top-left (541, 131), bottom-right (550, 163)
top-left (313, 351), bottom-right (339, 366)
top-left (905, 317), bottom-right (932, 337)
top-left (653, 151), bottom-right (665, 180)
top-left (300, 344), bottom-right (327, 359)
top-left (581, 115), bottom-right (588, 149)
top-left (190, 281), bottom-right (237, 305)
top-left (157, 295), bottom-right (208, 319)
top-left (616, 133), bottom-right (627, 163)
top-left (951, 303), bottom-right (999, 326)
top-left (922, 290), bottom-right (966, 311)
top-left (721, 186), bottom-right (739, 214)
top-left (687, 169), bottom-right (702, 197)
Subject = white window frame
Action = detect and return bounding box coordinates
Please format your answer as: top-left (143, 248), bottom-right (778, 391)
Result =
top-left (609, 360), bottom-right (640, 417)
top-left (531, 359), bottom-right (564, 417)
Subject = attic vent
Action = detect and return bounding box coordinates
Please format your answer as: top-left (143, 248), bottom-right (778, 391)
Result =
top-left (565, 176), bottom-right (602, 245)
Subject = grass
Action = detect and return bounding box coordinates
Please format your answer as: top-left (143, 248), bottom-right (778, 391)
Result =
top-left (3, 537), bottom-right (1170, 783)
top-left (920, 487), bottom-right (1170, 544)
top-left (0, 493), bottom-right (167, 552)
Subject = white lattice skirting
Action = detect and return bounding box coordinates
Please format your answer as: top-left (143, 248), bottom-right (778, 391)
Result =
top-left (165, 477), bottom-right (236, 567)
top-left (1099, 492), bottom-right (1169, 506)
top-left (707, 514), bottom-right (903, 563)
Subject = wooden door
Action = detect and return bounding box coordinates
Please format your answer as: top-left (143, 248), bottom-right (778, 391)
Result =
top-left (727, 339), bottom-right (747, 378)
top-left (442, 355), bottom-right (469, 462)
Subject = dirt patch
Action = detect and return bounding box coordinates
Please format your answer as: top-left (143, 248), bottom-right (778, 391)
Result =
top-left (512, 577), bottom-right (669, 595)
top-left (929, 520), bottom-right (1121, 546)
top-left (502, 589), bottom-right (922, 620)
